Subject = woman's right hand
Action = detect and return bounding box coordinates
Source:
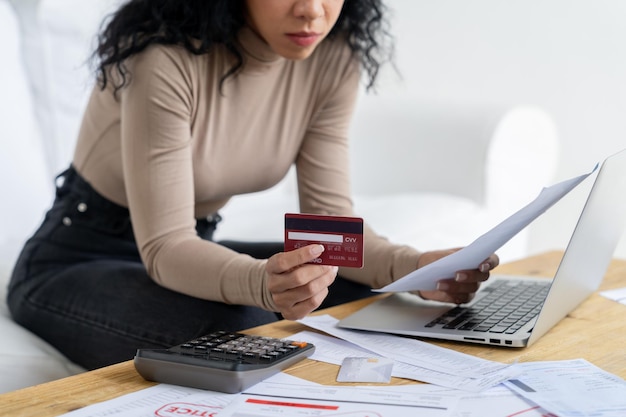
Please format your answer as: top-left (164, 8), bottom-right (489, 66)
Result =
top-left (265, 244), bottom-right (338, 320)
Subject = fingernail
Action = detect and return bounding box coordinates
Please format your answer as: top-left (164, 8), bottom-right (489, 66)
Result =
top-left (311, 244), bottom-right (325, 255)
top-left (479, 263), bottom-right (490, 273)
top-left (455, 272), bottom-right (468, 282)
top-left (437, 282), bottom-right (449, 291)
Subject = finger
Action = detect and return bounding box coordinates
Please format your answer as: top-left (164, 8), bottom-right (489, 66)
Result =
top-left (419, 289), bottom-right (477, 305)
top-left (273, 266), bottom-right (338, 319)
top-left (436, 278), bottom-right (481, 294)
top-left (268, 244), bottom-right (325, 274)
top-left (271, 264), bottom-right (337, 295)
top-left (454, 269), bottom-right (490, 284)
top-left (478, 254), bottom-right (500, 272)
top-left (455, 255), bottom-right (499, 282)
top-left (280, 287), bottom-right (330, 320)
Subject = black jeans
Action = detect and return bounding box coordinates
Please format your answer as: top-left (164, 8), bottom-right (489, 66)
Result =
top-left (7, 166), bottom-right (372, 370)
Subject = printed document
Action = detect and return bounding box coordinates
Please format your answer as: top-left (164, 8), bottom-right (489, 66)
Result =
top-left (505, 359), bottom-right (626, 417)
top-left (56, 383), bottom-right (236, 417)
top-left (298, 314), bottom-right (519, 391)
top-left (600, 287), bottom-right (626, 305)
top-left (220, 373), bottom-right (462, 417)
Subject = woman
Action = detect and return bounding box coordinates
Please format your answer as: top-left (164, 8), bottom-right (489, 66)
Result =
top-left (8, 0), bottom-right (498, 370)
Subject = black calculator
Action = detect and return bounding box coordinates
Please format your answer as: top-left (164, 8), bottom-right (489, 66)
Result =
top-left (134, 330), bottom-right (315, 393)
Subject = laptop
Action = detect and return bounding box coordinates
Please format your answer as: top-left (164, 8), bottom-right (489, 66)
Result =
top-left (339, 148), bottom-right (626, 348)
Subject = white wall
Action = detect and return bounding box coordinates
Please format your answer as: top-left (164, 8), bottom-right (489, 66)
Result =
top-left (374, 0), bottom-right (626, 259)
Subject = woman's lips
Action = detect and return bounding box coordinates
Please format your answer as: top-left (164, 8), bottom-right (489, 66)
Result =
top-left (286, 32), bottom-right (321, 47)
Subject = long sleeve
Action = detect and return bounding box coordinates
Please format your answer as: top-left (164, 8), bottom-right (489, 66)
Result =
top-left (74, 30), bottom-right (381, 310)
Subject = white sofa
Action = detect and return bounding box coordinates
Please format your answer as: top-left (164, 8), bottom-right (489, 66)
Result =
top-left (0, 0), bottom-right (559, 394)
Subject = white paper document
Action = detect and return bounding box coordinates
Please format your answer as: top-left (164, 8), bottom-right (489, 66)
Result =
top-left (218, 373), bottom-right (462, 417)
top-left (600, 287), bottom-right (626, 305)
top-left (219, 392), bottom-right (445, 417)
top-left (450, 384), bottom-right (552, 417)
top-left (57, 383), bottom-right (237, 417)
top-left (298, 315), bottom-right (519, 391)
top-left (376, 167), bottom-right (595, 292)
top-left (292, 329), bottom-right (376, 366)
top-left (54, 341), bottom-right (625, 417)
top-left (505, 359), bottom-right (626, 417)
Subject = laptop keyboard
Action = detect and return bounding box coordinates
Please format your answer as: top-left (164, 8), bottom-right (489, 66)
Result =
top-left (425, 280), bottom-right (551, 334)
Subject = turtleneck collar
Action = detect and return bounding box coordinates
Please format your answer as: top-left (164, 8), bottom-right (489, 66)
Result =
top-left (236, 26), bottom-right (283, 65)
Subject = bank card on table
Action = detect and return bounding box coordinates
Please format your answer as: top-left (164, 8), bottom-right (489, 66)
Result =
top-left (284, 213), bottom-right (364, 268)
top-left (336, 356), bottom-right (394, 383)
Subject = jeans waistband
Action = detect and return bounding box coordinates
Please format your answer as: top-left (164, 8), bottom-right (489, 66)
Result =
top-left (55, 165), bottom-right (130, 218)
top-left (55, 166), bottom-right (220, 241)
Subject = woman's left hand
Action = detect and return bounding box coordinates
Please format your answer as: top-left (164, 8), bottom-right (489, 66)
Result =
top-left (416, 248), bottom-right (499, 304)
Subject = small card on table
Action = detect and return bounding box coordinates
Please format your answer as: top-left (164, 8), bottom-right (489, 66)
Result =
top-left (284, 213), bottom-right (364, 268)
top-left (336, 356), bottom-right (394, 383)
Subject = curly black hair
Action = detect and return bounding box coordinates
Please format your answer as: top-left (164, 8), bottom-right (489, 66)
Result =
top-left (94, 0), bottom-right (393, 94)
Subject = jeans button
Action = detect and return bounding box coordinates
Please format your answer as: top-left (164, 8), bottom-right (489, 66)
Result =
top-left (77, 203), bottom-right (87, 212)
top-left (62, 217), bottom-right (72, 226)
top-left (55, 176), bottom-right (66, 188)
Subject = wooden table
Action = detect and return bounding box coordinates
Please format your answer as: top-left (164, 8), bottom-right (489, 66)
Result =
top-left (1, 251), bottom-right (625, 416)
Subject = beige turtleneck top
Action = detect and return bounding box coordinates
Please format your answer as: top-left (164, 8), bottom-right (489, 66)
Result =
top-left (73, 27), bottom-right (421, 311)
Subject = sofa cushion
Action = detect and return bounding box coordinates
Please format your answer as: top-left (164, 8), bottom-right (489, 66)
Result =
top-left (0, 313), bottom-right (85, 394)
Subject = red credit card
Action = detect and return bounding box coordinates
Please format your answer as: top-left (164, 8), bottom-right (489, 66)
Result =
top-left (284, 213), bottom-right (364, 268)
